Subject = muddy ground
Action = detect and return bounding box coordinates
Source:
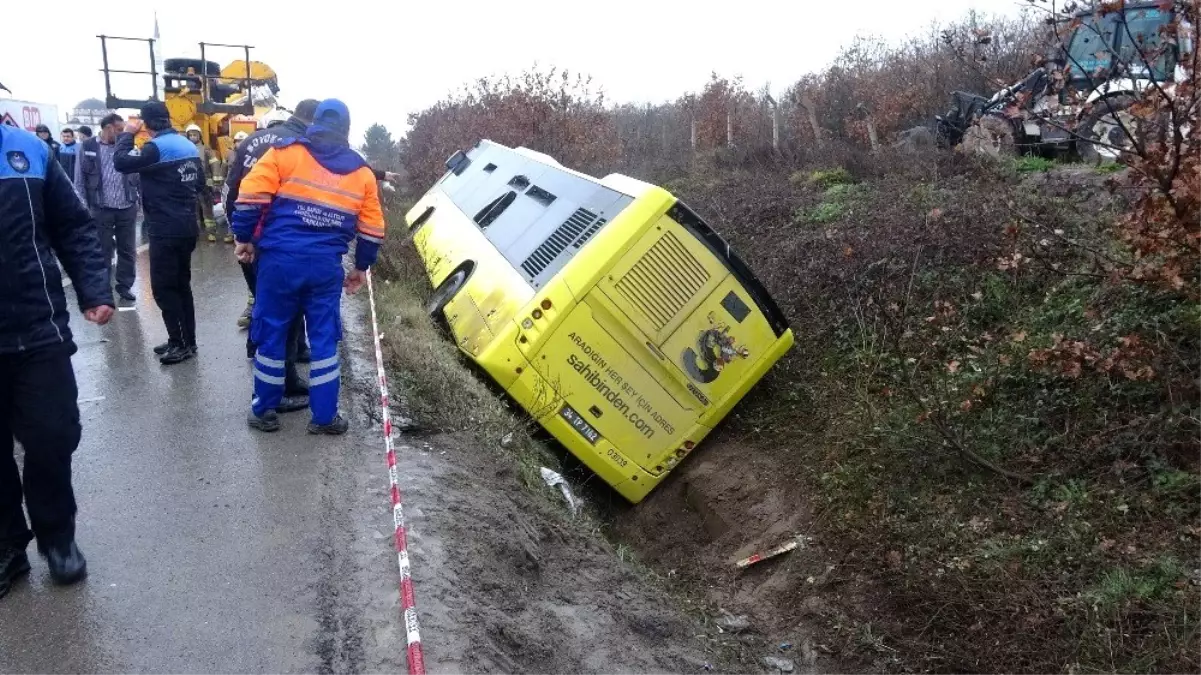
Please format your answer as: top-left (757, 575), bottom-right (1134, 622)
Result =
top-left (610, 438), bottom-right (882, 672)
top-left (353, 337), bottom-right (809, 673)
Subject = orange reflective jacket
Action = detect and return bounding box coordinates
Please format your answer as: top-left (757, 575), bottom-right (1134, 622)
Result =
top-left (231, 143), bottom-right (385, 267)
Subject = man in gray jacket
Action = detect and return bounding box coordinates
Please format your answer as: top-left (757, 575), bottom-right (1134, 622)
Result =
top-left (75, 113), bottom-right (140, 302)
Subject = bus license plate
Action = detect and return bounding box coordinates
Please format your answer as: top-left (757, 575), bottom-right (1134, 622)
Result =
top-left (559, 404), bottom-right (601, 445)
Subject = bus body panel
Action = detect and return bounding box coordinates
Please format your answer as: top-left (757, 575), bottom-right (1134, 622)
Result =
top-left (528, 298), bottom-right (693, 467)
top-left (595, 218), bottom-right (730, 348)
top-left (409, 193), bottom-right (535, 357)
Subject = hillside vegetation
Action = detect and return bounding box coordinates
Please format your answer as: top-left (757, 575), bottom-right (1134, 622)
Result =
top-left (373, 6), bottom-right (1200, 672)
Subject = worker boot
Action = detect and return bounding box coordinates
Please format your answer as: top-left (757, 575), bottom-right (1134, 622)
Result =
top-left (277, 396), bottom-right (310, 414)
top-left (205, 223), bottom-right (217, 243)
top-left (223, 233), bottom-right (235, 244)
top-left (41, 541), bottom-right (87, 586)
top-left (307, 414), bottom-right (349, 436)
top-left (154, 341), bottom-right (197, 356)
top-left (0, 547), bottom-right (31, 599)
top-left (247, 409), bottom-right (281, 433)
top-left (159, 344), bottom-right (195, 365)
top-left (237, 297), bottom-right (253, 329)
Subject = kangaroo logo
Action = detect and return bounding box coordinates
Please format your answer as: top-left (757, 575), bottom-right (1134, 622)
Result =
top-left (681, 314), bottom-right (749, 385)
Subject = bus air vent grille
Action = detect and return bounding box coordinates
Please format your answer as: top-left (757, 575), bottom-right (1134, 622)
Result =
top-left (614, 231), bottom-right (709, 331)
top-left (521, 208), bottom-right (601, 279)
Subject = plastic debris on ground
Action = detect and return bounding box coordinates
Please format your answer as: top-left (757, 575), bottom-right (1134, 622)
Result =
top-left (540, 467), bottom-right (580, 516)
top-left (735, 535), bottom-right (812, 569)
top-left (762, 655), bottom-right (796, 673)
top-left (715, 611), bottom-right (751, 634)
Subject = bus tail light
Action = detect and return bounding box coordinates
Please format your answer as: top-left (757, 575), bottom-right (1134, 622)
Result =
top-left (532, 309), bottom-right (543, 320)
top-left (540, 298), bottom-right (552, 310)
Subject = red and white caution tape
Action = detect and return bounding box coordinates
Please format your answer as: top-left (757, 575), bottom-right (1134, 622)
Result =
top-left (365, 269), bottom-right (426, 675)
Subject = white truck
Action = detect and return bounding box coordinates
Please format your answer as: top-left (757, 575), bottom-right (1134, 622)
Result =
top-left (0, 98), bottom-right (61, 136)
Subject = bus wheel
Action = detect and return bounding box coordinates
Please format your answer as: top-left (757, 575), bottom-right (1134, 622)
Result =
top-left (426, 269), bottom-right (467, 321)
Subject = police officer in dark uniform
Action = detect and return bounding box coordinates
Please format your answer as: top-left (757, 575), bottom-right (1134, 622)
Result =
top-left (0, 124), bottom-right (114, 598)
top-left (114, 102), bottom-right (203, 365)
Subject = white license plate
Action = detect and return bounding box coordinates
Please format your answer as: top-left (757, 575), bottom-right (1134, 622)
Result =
top-left (559, 404), bottom-right (601, 445)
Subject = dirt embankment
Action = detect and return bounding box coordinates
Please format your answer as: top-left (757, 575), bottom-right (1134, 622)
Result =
top-left (612, 444), bottom-right (846, 667)
top-left (365, 270), bottom-right (818, 673)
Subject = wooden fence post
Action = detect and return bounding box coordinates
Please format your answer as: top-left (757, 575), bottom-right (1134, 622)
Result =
top-left (798, 93), bottom-right (823, 148)
top-left (765, 94), bottom-right (780, 151)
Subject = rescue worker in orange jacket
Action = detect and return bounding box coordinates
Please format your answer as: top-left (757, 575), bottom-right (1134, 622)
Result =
top-left (231, 99), bottom-right (384, 434)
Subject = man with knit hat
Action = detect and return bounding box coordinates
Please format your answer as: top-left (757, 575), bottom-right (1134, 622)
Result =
top-left (114, 101), bottom-right (204, 365)
top-left (222, 99), bottom-right (322, 414)
top-left (232, 98), bottom-right (385, 434)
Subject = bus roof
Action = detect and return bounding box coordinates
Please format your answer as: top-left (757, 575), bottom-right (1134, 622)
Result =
top-left (488, 140), bottom-right (658, 199)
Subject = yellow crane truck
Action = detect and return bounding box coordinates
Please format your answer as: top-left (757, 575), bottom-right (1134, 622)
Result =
top-left (98, 36), bottom-right (280, 158)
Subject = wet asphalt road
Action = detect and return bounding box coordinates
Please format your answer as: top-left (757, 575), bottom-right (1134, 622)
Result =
top-left (0, 241), bottom-right (406, 673)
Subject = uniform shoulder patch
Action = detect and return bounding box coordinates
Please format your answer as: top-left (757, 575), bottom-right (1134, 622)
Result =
top-left (7, 150), bottom-right (29, 173)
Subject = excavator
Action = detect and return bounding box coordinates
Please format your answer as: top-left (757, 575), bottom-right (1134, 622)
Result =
top-left (928, 1), bottom-right (1191, 162)
top-left (97, 36), bottom-right (283, 159)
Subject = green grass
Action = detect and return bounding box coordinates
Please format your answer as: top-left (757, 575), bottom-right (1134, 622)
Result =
top-left (795, 182), bottom-right (866, 225)
top-left (1093, 161), bottom-right (1126, 174)
top-left (371, 217), bottom-right (563, 496)
top-left (1013, 156), bottom-right (1057, 173)
top-left (802, 166), bottom-right (854, 188)
top-left (801, 200), bottom-right (847, 224)
top-left (1083, 557), bottom-right (1186, 611)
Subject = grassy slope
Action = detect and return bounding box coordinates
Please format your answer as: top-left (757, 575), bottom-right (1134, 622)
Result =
top-left (375, 151), bottom-right (1199, 672)
top-left (669, 153), bottom-right (1199, 672)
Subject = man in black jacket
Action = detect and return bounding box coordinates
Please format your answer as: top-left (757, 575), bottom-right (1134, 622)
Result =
top-left (34, 124), bottom-right (60, 164)
top-left (0, 124), bottom-right (114, 599)
top-left (115, 102), bottom-right (203, 365)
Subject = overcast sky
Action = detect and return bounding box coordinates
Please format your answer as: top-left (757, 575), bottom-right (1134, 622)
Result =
top-left (6, 0), bottom-right (1025, 142)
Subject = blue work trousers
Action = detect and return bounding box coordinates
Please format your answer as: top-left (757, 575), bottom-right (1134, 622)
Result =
top-left (250, 251), bottom-right (343, 424)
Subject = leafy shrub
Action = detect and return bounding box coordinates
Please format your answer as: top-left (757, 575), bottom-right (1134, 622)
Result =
top-left (808, 167), bottom-right (854, 188)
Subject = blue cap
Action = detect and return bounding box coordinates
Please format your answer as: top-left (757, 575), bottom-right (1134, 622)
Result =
top-left (313, 99), bottom-right (351, 138)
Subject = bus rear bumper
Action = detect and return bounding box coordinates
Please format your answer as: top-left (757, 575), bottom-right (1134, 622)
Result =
top-left (504, 363), bottom-right (660, 503)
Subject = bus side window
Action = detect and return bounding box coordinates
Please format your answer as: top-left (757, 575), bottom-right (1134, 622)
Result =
top-left (475, 191), bottom-right (517, 229)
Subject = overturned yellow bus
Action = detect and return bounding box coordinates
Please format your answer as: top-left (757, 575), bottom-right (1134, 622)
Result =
top-left (404, 141), bottom-right (794, 502)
